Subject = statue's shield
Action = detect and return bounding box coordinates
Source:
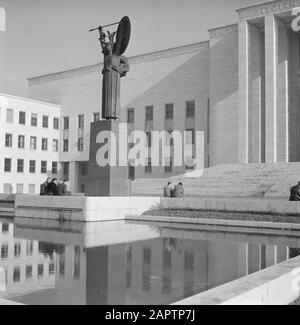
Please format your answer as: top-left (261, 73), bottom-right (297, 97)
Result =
top-left (114, 16), bottom-right (131, 55)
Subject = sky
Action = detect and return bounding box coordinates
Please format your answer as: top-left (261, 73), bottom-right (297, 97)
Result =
top-left (0, 0), bottom-right (268, 97)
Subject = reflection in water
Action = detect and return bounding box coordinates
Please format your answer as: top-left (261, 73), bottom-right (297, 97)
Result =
top-left (0, 218), bottom-right (300, 305)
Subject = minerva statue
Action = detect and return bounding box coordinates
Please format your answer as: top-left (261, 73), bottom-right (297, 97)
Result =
top-left (90, 17), bottom-right (131, 120)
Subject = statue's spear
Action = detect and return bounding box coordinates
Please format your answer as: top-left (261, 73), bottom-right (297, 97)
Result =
top-left (89, 22), bottom-right (120, 32)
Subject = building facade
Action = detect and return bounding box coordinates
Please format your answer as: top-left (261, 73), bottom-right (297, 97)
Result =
top-left (0, 94), bottom-right (60, 194)
top-left (1, 0), bottom-right (300, 194)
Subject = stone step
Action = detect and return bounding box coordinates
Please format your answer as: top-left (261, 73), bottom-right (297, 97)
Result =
top-left (132, 163), bottom-right (300, 197)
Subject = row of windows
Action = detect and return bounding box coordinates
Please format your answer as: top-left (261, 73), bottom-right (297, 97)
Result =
top-left (0, 260), bottom-right (81, 284)
top-left (1, 242), bottom-right (34, 259)
top-left (143, 158), bottom-right (195, 174)
top-left (127, 101), bottom-right (195, 124)
top-left (4, 134), bottom-right (59, 151)
top-left (63, 114), bottom-right (85, 130)
top-left (0, 263), bottom-right (55, 283)
top-left (143, 129), bottom-right (195, 148)
top-left (3, 158), bottom-right (58, 174)
top-left (4, 109), bottom-right (59, 129)
top-left (2, 183), bottom-right (36, 194)
top-left (61, 138), bottom-right (84, 152)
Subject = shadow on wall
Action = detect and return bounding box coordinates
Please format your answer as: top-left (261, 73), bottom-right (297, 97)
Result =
top-left (209, 29), bottom-right (239, 166)
top-left (123, 51), bottom-right (209, 111)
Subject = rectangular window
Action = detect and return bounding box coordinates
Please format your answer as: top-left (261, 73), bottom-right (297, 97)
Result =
top-left (42, 115), bottom-right (49, 128)
top-left (1, 244), bottom-right (8, 259)
top-left (41, 138), bottom-right (48, 151)
top-left (19, 111), bottom-right (26, 125)
top-left (30, 136), bottom-right (37, 150)
top-left (145, 158), bottom-right (152, 174)
top-left (63, 116), bottom-right (69, 130)
top-left (186, 129), bottom-right (195, 145)
top-left (5, 134), bottom-right (12, 147)
top-left (4, 158), bottom-right (11, 172)
top-left (93, 112), bottom-right (100, 122)
top-left (127, 108), bottom-right (135, 123)
top-left (78, 114), bottom-right (84, 129)
top-left (41, 161), bottom-right (47, 174)
top-left (165, 157), bottom-right (173, 173)
top-left (53, 117), bottom-right (59, 130)
top-left (28, 184), bottom-right (35, 194)
top-left (26, 241), bottom-right (33, 256)
top-left (13, 267), bottom-right (21, 283)
top-left (63, 139), bottom-right (69, 152)
top-left (146, 131), bottom-right (152, 147)
top-left (38, 264), bottom-right (44, 278)
top-left (166, 130), bottom-right (174, 146)
top-left (63, 162), bottom-right (69, 179)
top-left (17, 159), bottom-right (24, 173)
top-left (145, 106), bottom-right (153, 122)
top-left (18, 135), bottom-right (25, 149)
top-left (186, 101), bottom-right (195, 118)
top-left (53, 139), bottom-right (59, 152)
top-left (165, 103), bottom-right (174, 120)
top-left (26, 265), bottom-right (33, 279)
top-left (49, 263), bottom-right (55, 275)
top-left (31, 113), bottom-right (38, 127)
top-left (6, 108), bottom-right (13, 123)
top-left (16, 184), bottom-right (24, 194)
top-left (14, 243), bottom-right (21, 258)
top-left (52, 162), bottom-right (58, 174)
top-left (29, 160), bottom-right (36, 173)
top-left (2, 223), bottom-right (9, 233)
top-left (77, 138), bottom-right (84, 151)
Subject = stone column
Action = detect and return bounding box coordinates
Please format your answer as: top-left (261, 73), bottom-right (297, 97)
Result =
top-left (276, 19), bottom-right (289, 162)
top-left (265, 15), bottom-right (278, 163)
top-left (249, 23), bottom-right (265, 163)
top-left (289, 32), bottom-right (300, 162)
top-left (238, 20), bottom-right (249, 164)
top-left (69, 161), bottom-right (78, 194)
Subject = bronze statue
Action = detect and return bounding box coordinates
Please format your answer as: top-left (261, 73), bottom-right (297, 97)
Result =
top-left (90, 17), bottom-right (131, 120)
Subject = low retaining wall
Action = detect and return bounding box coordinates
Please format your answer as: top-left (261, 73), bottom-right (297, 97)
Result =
top-left (159, 197), bottom-right (300, 215)
top-left (15, 195), bottom-right (160, 222)
top-left (127, 214), bottom-right (300, 231)
top-left (13, 196), bottom-right (300, 222)
top-left (174, 255), bottom-right (300, 305)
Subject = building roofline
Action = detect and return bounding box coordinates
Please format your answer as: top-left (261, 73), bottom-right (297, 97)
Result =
top-left (236, 0), bottom-right (277, 13)
top-left (28, 41), bottom-right (209, 84)
top-left (0, 92), bottom-right (61, 108)
top-left (207, 23), bottom-right (238, 33)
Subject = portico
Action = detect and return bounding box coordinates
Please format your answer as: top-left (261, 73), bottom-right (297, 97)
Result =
top-left (238, 0), bottom-right (300, 164)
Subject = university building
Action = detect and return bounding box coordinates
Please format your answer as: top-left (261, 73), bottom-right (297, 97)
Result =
top-left (0, 94), bottom-right (60, 194)
top-left (1, 0), bottom-right (300, 194)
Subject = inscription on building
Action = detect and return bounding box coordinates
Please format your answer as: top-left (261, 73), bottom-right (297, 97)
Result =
top-left (238, 0), bottom-right (300, 19)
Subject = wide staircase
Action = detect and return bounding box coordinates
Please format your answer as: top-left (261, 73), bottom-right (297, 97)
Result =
top-left (131, 163), bottom-right (300, 198)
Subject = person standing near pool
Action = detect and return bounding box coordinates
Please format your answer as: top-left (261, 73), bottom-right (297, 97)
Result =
top-left (57, 179), bottom-right (67, 196)
top-left (40, 178), bottom-right (52, 196)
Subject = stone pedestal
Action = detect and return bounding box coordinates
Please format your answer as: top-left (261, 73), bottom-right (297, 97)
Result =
top-left (86, 120), bottom-right (131, 197)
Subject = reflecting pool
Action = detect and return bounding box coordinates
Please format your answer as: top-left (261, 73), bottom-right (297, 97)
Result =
top-left (0, 217), bottom-right (300, 305)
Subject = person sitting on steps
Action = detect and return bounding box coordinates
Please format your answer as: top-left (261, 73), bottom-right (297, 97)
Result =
top-left (290, 182), bottom-right (300, 201)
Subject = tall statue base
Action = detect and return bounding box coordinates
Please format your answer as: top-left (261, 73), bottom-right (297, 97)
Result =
top-left (86, 120), bottom-right (131, 197)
